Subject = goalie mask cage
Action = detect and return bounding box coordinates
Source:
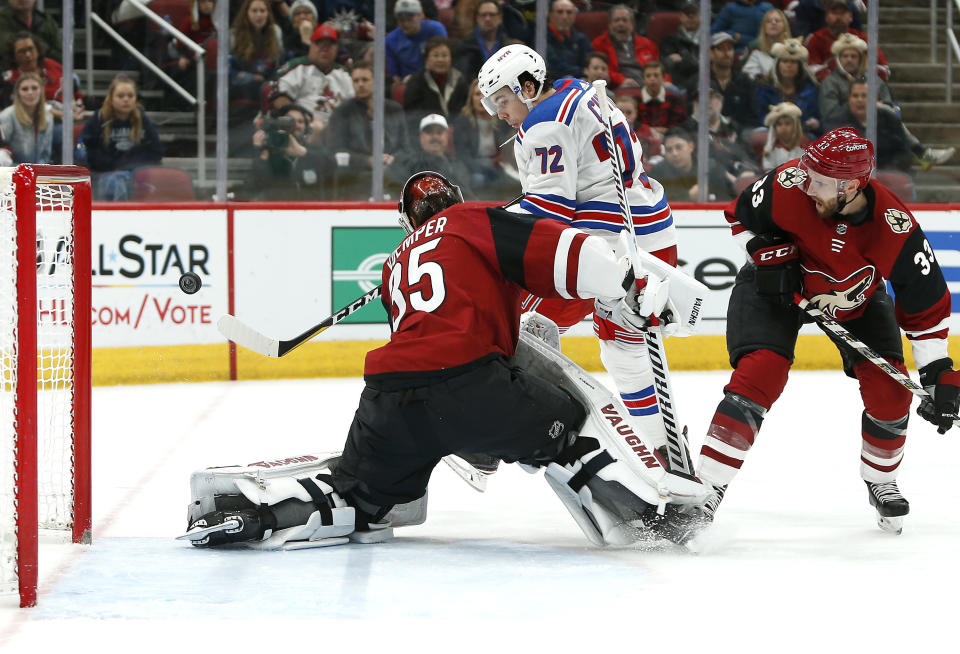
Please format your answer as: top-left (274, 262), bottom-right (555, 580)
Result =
top-left (0, 165), bottom-right (91, 608)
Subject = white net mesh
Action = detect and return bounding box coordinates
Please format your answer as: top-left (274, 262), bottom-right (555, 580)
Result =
top-left (36, 183), bottom-right (76, 531)
top-left (0, 170), bottom-right (18, 595)
top-left (0, 171), bottom-right (78, 596)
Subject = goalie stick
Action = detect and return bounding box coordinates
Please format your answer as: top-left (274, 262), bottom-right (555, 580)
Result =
top-left (592, 80), bottom-right (698, 479)
top-left (795, 294), bottom-right (959, 429)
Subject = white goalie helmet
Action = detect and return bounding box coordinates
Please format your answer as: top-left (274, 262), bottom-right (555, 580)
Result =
top-left (478, 44), bottom-right (547, 115)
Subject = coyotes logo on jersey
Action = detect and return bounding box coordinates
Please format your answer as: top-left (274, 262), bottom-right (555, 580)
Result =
top-left (801, 264), bottom-right (875, 319)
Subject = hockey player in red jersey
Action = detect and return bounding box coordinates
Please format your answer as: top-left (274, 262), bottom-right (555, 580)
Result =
top-left (697, 128), bottom-right (959, 534)
top-left (181, 172), bottom-right (708, 549)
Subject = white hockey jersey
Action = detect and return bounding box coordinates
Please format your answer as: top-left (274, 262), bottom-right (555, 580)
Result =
top-left (515, 78), bottom-right (676, 254)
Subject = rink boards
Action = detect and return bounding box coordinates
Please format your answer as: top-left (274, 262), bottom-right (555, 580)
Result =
top-left (86, 201), bottom-right (960, 384)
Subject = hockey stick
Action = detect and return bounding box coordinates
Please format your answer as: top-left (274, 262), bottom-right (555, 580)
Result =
top-left (591, 80), bottom-right (697, 479)
top-left (795, 295), bottom-right (959, 429)
top-left (220, 194), bottom-right (527, 358)
top-left (218, 285), bottom-right (383, 357)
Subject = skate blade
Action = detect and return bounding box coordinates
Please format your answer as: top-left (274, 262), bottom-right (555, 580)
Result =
top-left (176, 518), bottom-right (241, 541)
top-left (877, 515), bottom-right (904, 535)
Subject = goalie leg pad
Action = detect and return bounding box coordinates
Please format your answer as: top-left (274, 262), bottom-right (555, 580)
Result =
top-left (544, 435), bottom-right (667, 546)
top-left (183, 453), bottom-right (365, 549)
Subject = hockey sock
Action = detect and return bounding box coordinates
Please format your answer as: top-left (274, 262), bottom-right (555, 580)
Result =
top-left (698, 392), bottom-right (767, 488)
top-left (860, 412), bottom-right (908, 484)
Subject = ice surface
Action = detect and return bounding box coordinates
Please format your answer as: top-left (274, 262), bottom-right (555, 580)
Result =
top-left (1, 371), bottom-right (958, 651)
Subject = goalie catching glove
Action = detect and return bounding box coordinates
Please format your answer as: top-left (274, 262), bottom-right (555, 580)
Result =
top-left (918, 358), bottom-right (960, 434)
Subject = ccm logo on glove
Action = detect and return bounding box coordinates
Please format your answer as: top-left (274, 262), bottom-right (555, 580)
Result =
top-left (755, 244), bottom-right (797, 263)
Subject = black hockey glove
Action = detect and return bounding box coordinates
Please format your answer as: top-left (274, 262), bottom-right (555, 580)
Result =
top-left (746, 234), bottom-right (801, 306)
top-left (917, 358), bottom-right (960, 434)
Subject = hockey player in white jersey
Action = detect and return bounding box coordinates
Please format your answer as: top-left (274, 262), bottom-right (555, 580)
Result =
top-left (478, 45), bottom-right (679, 455)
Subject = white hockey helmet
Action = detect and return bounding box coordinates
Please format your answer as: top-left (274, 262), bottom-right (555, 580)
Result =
top-left (477, 44), bottom-right (547, 115)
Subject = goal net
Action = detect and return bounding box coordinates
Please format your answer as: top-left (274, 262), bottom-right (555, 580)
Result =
top-left (0, 165), bottom-right (92, 608)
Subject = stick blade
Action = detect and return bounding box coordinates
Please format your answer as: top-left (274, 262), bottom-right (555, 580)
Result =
top-left (217, 314), bottom-right (280, 357)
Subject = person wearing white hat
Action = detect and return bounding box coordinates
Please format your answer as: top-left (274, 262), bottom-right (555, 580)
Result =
top-left (385, 112), bottom-right (473, 197)
top-left (386, 0), bottom-right (448, 83)
top-left (819, 32), bottom-right (893, 125)
top-left (760, 101), bottom-right (806, 170)
top-left (753, 38), bottom-right (820, 136)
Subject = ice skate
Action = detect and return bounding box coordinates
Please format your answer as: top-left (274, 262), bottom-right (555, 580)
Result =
top-left (865, 480), bottom-right (909, 535)
top-left (178, 508), bottom-right (270, 547)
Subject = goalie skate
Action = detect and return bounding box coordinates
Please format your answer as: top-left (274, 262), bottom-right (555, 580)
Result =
top-left (178, 509), bottom-right (265, 547)
top-left (866, 480), bottom-right (909, 535)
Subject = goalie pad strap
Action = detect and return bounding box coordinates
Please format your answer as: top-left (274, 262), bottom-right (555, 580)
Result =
top-left (297, 476), bottom-right (334, 526)
top-left (553, 435), bottom-right (601, 467)
top-left (568, 451), bottom-right (615, 492)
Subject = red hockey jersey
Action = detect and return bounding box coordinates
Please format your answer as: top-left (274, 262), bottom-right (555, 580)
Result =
top-left (724, 160), bottom-right (950, 342)
top-left (364, 203), bottom-right (628, 378)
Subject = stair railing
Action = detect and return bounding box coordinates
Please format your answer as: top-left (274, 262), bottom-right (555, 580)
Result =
top-left (948, 0), bottom-right (960, 102)
top-left (84, 0), bottom-right (207, 184)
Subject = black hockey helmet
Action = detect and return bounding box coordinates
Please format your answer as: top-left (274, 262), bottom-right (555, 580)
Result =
top-left (398, 171), bottom-right (464, 234)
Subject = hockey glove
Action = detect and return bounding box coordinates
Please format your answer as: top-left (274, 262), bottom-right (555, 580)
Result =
top-left (595, 256), bottom-right (650, 333)
top-left (918, 358), bottom-right (960, 434)
top-left (746, 234), bottom-right (801, 306)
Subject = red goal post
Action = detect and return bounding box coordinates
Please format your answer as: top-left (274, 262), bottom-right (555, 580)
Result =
top-left (0, 165), bottom-right (91, 608)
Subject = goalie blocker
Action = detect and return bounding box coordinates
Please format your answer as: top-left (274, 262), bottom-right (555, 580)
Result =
top-left (179, 328), bottom-right (710, 550)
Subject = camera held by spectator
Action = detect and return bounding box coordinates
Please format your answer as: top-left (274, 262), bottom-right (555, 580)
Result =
top-left (249, 103), bottom-right (335, 199)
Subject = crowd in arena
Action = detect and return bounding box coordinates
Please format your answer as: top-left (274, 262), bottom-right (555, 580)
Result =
top-left (0, 0), bottom-right (954, 201)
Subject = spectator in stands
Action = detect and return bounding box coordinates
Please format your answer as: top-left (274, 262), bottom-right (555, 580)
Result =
top-left (271, 25), bottom-right (354, 135)
top-left (79, 75), bottom-right (163, 201)
top-left (582, 52), bottom-right (613, 90)
top-left (806, 0), bottom-right (888, 81)
top-left (819, 32), bottom-right (893, 125)
top-left (0, 132), bottom-right (11, 167)
top-left (711, 0), bottom-right (775, 54)
top-left (616, 92), bottom-right (662, 163)
top-left (792, 0), bottom-right (862, 39)
top-left (453, 1), bottom-right (506, 79)
top-left (451, 0), bottom-right (528, 43)
top-left (229, 0), bottom-right (285, 119)
top-left (327, 61), bottom-right (409, 200)
top-left (759, 101), bottom-right (808, 170)
top-left (590, 5), bottom-right (657, 89)
top-left (696, 31), bottom-right (760, 129)
top-left (385, 0), bottom-right (439, 33)
top-left (0, 0), bottom-right (61, 70)
top-left (682, 86), bottom-right (761, 179)
top-left (386, 0), bottom-right (448, 84)
top-left (163, 0), bottom-right (218, 109)
top-left (546, 0), bottom-right (592, 79)
top-left (247, 102), bottom-right (335, 199)
top-left (740, 8), bottom-right (792, 80)
top-left (824, 80), bottom-right (956, 172)
top-left (2, 33), bottom-right (84, 123)
top-left (281, 0), bottom-right (319, 61)
top-left (754, 38), bottom-right (821, 137)
top-left (660, 1), bottom-right (701, 91)
top-left (452, 79), bottom-right (518, 198)
top-left (0, 73), bottom-right (54, 164)
top-left (636, 61), bottom-right (687, 139)
top-left (386, 113), bottom-right (473, 197)
top-left (649, 127), bottom-right (737, 202)
top-left (402, 36), bottom-right (469, 131)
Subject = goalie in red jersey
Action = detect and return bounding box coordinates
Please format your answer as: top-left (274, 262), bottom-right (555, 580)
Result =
top-left (180, 171), bottom-right (710, 550)
top-left (696, 128), bottom-right (959, 535)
